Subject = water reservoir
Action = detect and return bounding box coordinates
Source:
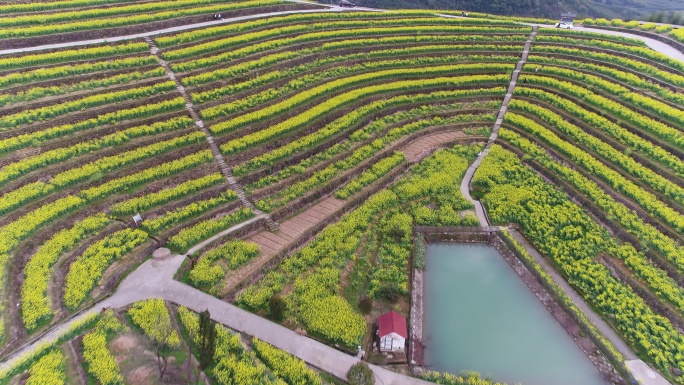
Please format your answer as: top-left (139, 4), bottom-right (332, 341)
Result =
top-left (424, 243), bottom-right (606, 385)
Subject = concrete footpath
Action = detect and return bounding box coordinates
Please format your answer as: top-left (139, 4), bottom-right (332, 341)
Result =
top-left (0, 252), bottom-right (431, 385)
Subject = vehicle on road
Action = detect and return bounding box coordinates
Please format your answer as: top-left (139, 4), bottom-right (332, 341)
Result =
top-left (555, 22), bottom-right (573, 29)
top-left (339, 0), bottom-right (355, 7)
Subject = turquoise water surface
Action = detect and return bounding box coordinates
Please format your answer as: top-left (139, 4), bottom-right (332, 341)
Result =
top-left (424, 243), bottom-right (606, 385)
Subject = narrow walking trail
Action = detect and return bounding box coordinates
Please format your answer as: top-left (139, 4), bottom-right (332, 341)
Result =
top-left (0, 132), bottom-right (478, 383)
top-left (453, 27), bottom-right (672, 385)
top-left (402, 130), bottom-right (466, 162)
top-left (144, 37), bottom-right (279, 232)
top-left (460, 27), bottom-right (538, 227)
top-left (224, 197), bottom-right (345, 293)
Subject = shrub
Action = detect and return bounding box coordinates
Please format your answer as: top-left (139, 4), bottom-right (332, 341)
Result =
top-left (656, 25), bottom-right (673, 33)
top-left (358, 297), bottom-right (373, 315)
top-left (268, 295), bottom-right (286, 321)
top-left (347, 362), bottom-right (375, 385)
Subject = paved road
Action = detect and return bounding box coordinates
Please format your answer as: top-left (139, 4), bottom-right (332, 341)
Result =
top-left (534, 23), bottom-right (684, 63)
top-left (0, 250), bottom-right (432, 385)
top-left (437, 14), bottom-right (684, 63)
top-left (0, 7), bottom-right (342, 56)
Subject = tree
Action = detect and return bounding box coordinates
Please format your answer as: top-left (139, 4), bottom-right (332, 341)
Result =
top-left (153, 325), bottom-right (179, 380)
top-left (197, 310), bottom-right (217, 385)
top-left (347, 362), bottom-right (375, 385)
top-left (358, 296), bottom-right (373, 315)
top-left (268, 295), bottom-right (286, 321)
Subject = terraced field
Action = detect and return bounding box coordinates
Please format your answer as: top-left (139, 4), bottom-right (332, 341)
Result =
top-left (1, 2), bottom-right (684, 385)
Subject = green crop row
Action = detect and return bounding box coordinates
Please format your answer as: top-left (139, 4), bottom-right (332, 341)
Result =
top-left (0, 42), bottom-right (149, 71)
top-left (531, 45), bottom-right (684, 86)
top-left (24, 350), bottom-right (66, 385)
top-left (498, 129), bottom-right (684, 294)
top-left (256, 112), bottom-right (493, 212)
top-left (245, 142), bottom-right (352, 193)
top-left (519, 75), bottom-right (684, 149)
top-left (185, 38), bottom-right (520, 88)
top-left (514, 86), bottom-right (684, 178)
top-left (537, 27), bottom-right (646, 45)
top-left (169, 24), bottom-right (527, 69)
top-left (506, 109), bottom-right (684, 234)
top-left (156, 12), bottom-right (385, 47)
top-left (141, 190), bottom-right (237, 234)
top-left (0, 97), bottom-right (186, 154)
top-left (0, 182), bottom-right (54, 216)
top-left (219, 72), bottom-right (509, 154)
top-left (0, 80), bottom-right (176, 130)
top-left (525, 57), bottom-right (684, 104)
top-left (0, 56), bottom-right (158, 89)
top-left (523, 65), bottom-right (684, 126)
top-left (158, 12), bottom-right (398, 47)
top-left (0, 0), bottom-right (131, 14)
top-left (0, 68), bottom-right (166, 107)
top-left (244, 100), bottom-right (497, 190)
top-left (534, 36), bottom-right (684, 73)
top-left (0, 117), bottom-right (194, 187)
top-left (251, 338), bottom-right (322, 385)
top-left (51, 131), bottom-right (205, 188)
top-left (0, 131), bottom-right (206, 215)
top-left (0, 0), bottom-right (281, 39)
top-left (110, 173), bottom-right (224, 216)
top-left (64, 228), bottom-right (148, 309)
top-left (336, 152), bottom-right (406, 199)
top-left (158, 10), bottom-right (524, 47)
top-left (189, 239), bottom-right (259, 287)
top-left (79, 150), bottom-right (213, 202)
top-left (21, 214), bottom-right (109, 331)
top-left (0, 0), bottom-right (248, 27)
top-left (167, 207), bottom-right (253, 252)
top-left (210, 64), bottom-right (506, 134)
top-left (236, 89), bottom-right (503, 176)
top-left (195, 52), bottom-right (516, 106)
top-left (164, 18), bottom-right (528, 61)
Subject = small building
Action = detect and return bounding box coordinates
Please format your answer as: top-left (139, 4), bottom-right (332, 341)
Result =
top-left (560, 12), bottom-right (577, 24)
top-left (378, 310), bottom-right (407, 352)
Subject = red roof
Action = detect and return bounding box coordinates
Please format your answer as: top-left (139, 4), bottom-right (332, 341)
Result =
top-left (378, 310), bottom-right (407, 339)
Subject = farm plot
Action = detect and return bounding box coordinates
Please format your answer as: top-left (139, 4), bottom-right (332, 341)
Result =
top-left (0, 0), bottom-right (320, 47)
top-left (233, 144), bottom-right (481, 351)
top-left (486, 37), bottom-right (684, 380)
top-left (0, 40), bottom-right (246, 350)
top-left (0, 300), bottom-right (331, 385)
top-left (0, 12), bottom-right (522, 351)
top-left (3, 6), bottom-right (684, 385)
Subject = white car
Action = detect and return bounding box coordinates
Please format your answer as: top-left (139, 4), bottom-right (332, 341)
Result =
top-left (555, 22), bottom-right (573, 29)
